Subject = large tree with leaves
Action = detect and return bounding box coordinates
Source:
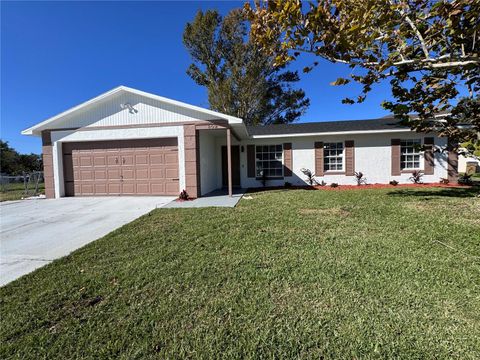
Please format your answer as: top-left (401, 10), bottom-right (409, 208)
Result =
top-left (183, 9), bottom-right (309, 126)
top-left (0, 140), bottom-right (42, 175)
top-left (245, 0), bottom-right (479, 148)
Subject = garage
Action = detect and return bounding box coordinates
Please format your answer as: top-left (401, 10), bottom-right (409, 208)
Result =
top-left (62, 138), bottom-right (179, 196)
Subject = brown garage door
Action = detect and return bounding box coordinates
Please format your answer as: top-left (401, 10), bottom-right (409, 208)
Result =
top-left (63, 138), bottom-right (179, 196)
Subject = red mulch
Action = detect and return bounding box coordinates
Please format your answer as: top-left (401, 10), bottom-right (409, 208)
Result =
top-left (247, 183), bottom-right (471, 193)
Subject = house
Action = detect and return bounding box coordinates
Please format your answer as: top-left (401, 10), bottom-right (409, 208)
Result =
top-left (22, 86), bottom-right (459, 199)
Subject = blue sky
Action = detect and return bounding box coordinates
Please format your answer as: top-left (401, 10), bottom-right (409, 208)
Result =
top-left (1, 1), bottom-right (393, 154)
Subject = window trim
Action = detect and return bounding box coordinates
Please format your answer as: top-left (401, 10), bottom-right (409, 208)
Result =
top-left (323, 141), bottom-right (345, 173)
top-left (254, 144), bottom-right (284, 179)
top-left (400, 139), bottom-right (423, 172)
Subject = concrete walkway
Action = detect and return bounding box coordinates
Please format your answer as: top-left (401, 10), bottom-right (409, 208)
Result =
top-left (0, 196), bottom-right (174, 286)
top-left (165, 188), bottom-right (245, 208)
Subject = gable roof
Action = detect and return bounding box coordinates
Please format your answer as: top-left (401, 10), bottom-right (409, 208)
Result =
top-left (22, 86), bottom-right (243, 136)
top-left (247, 117), bottom-right (411, 138)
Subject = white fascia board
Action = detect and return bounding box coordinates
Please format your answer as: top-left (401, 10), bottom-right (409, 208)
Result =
top-left (21, 85), bottom-right (243, 136)
top-left (250, 128), bottom-right (413, 139)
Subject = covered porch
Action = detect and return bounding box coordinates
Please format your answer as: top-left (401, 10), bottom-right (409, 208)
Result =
top-left (193, 123), bottom-right (244, 198)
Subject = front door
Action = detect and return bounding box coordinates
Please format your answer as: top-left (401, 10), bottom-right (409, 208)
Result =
top-left (221, 145), bottom-right (241, 187)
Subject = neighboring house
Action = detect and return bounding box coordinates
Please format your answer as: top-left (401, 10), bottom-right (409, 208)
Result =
top-left (22, 86), bottom-right (458, 199)
top-left (458, 149), bottom-right (480, 174)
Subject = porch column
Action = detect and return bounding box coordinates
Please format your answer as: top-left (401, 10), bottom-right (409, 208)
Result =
top-left (227, 128), bottom-right (232, 197)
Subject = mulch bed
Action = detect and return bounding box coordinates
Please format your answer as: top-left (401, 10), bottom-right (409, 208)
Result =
top-left (247, 183), bottom-right (472, 193)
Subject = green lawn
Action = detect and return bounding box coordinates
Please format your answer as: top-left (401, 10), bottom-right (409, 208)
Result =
top-left (0, 182), bottom-right (44, 202)
top-left (1, 187), bottom-right (479, 359)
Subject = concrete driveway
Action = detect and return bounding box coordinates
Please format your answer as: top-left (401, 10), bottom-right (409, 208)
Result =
top-left (0, 196), bottom-right (174, 286)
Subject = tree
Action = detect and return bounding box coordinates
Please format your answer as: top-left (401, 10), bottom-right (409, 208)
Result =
top-left (245, 0), bottom-right (479, 147)
top-left (183, 9), bottom-right (309, 126)
top-left (0, 140), bottom-right (42, 175)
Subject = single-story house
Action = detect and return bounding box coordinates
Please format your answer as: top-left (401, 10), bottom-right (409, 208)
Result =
top-left (22, 86), bottom-right (458, 199)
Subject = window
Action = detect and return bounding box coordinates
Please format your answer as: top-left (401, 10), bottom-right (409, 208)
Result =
top-left (324, 142), bottom-right (344, 171)
top-left (401, 139), bottom-right (421, 169)
top-left (256, 145), bottom-right (283, 178)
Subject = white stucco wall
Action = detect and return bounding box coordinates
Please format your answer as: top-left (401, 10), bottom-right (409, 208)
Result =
top-left (50, 126), bottom-right (185, 198)
top-left (199, 132), bottom-right (218, 195)
top-left (215, 132), bottom-right (449, 188)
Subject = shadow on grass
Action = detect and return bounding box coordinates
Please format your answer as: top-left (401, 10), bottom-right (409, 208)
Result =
top-left (387, 186), bottom-right (479, 198)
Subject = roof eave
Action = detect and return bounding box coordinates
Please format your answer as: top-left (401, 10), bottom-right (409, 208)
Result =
top-left (250, 128), bottom-right (413, 138)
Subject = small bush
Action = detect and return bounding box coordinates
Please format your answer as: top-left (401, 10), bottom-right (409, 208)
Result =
top-left (330, 183), bottom-right (339, 188)
top-left (300, 168), bottom-right (318, 186)
top-left (179, 190), bottom-right (189, 200)
top-left (389, 180), bottom-right (399, 186)
top-left (354, 171), bottom-right (367, 186)
top-left (409, 170), bottom-right (424, 184)
top-left (284, 181), bottom-right (292, 188)
top-left (458, 173), bottom-right (473, 185)
top-left (318, 180), bottom-right (327, 186)
top-left (439, 178), bottom-right (449, 184)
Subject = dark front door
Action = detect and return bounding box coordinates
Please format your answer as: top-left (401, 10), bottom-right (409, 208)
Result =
top-left (222, 145), bottom-right (241, 187)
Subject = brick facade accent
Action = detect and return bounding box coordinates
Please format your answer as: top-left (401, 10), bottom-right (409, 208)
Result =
top-left (183, 124), bottom-right (199, 198)
top-left (41, 131), bottom-right (55, 198)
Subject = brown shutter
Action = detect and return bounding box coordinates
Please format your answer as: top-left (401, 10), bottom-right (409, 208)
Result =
top-left (447, 139), bottom-right (459, 183)
top-left (391, 139), bottom-right (401, 176)
top-left (283, 143), bottom-right (292, 177)
top-left (247, 145), bottom-right (255, 178)
top-left (345, 140), bottom-right (355, 175)
top-left (424, 137), bottom-right (434, 175)
top-left (314, 142), bottom-right (324, 176)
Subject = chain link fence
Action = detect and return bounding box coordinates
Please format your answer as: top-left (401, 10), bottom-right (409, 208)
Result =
top-left (0, 171), bottom-right (44, 198)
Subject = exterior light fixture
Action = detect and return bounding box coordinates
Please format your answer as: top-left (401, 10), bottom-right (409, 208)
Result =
top-left (120, 103), bottom-right (138, 114)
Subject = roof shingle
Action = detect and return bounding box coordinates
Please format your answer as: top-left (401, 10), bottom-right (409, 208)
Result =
top-left (246, 117), bottom-right (409, 136)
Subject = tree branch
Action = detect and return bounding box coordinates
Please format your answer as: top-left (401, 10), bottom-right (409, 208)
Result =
top-left (390, 0), bottom-right (430, 59)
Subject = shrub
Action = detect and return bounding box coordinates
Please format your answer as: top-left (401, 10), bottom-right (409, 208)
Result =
top-left (284, 181), bottom-right (292, 188)
top-left (389, 180), bottom-right (399, 186)
top-left (354, 171), bottom-right (367, 186)
top-left (458, 173), bottom-right (473, 185)
top-left (179, 190), bottom-right (189, 200)
top-left (439, 178), bottom-right (449, 184)
top-left (300, 168), bottom-right (319, 186)
top-left (318, 180), bottom-right (327, 186)
top-left (409, 170), bottom-right (424, 184)
top-left (330, 183), bottom-right (339, 188)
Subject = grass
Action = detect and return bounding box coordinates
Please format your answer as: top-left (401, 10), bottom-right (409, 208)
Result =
top-left (1, 187), bottom-right (479, 359)
top-left (0, 182), bottom-right (44, 202)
